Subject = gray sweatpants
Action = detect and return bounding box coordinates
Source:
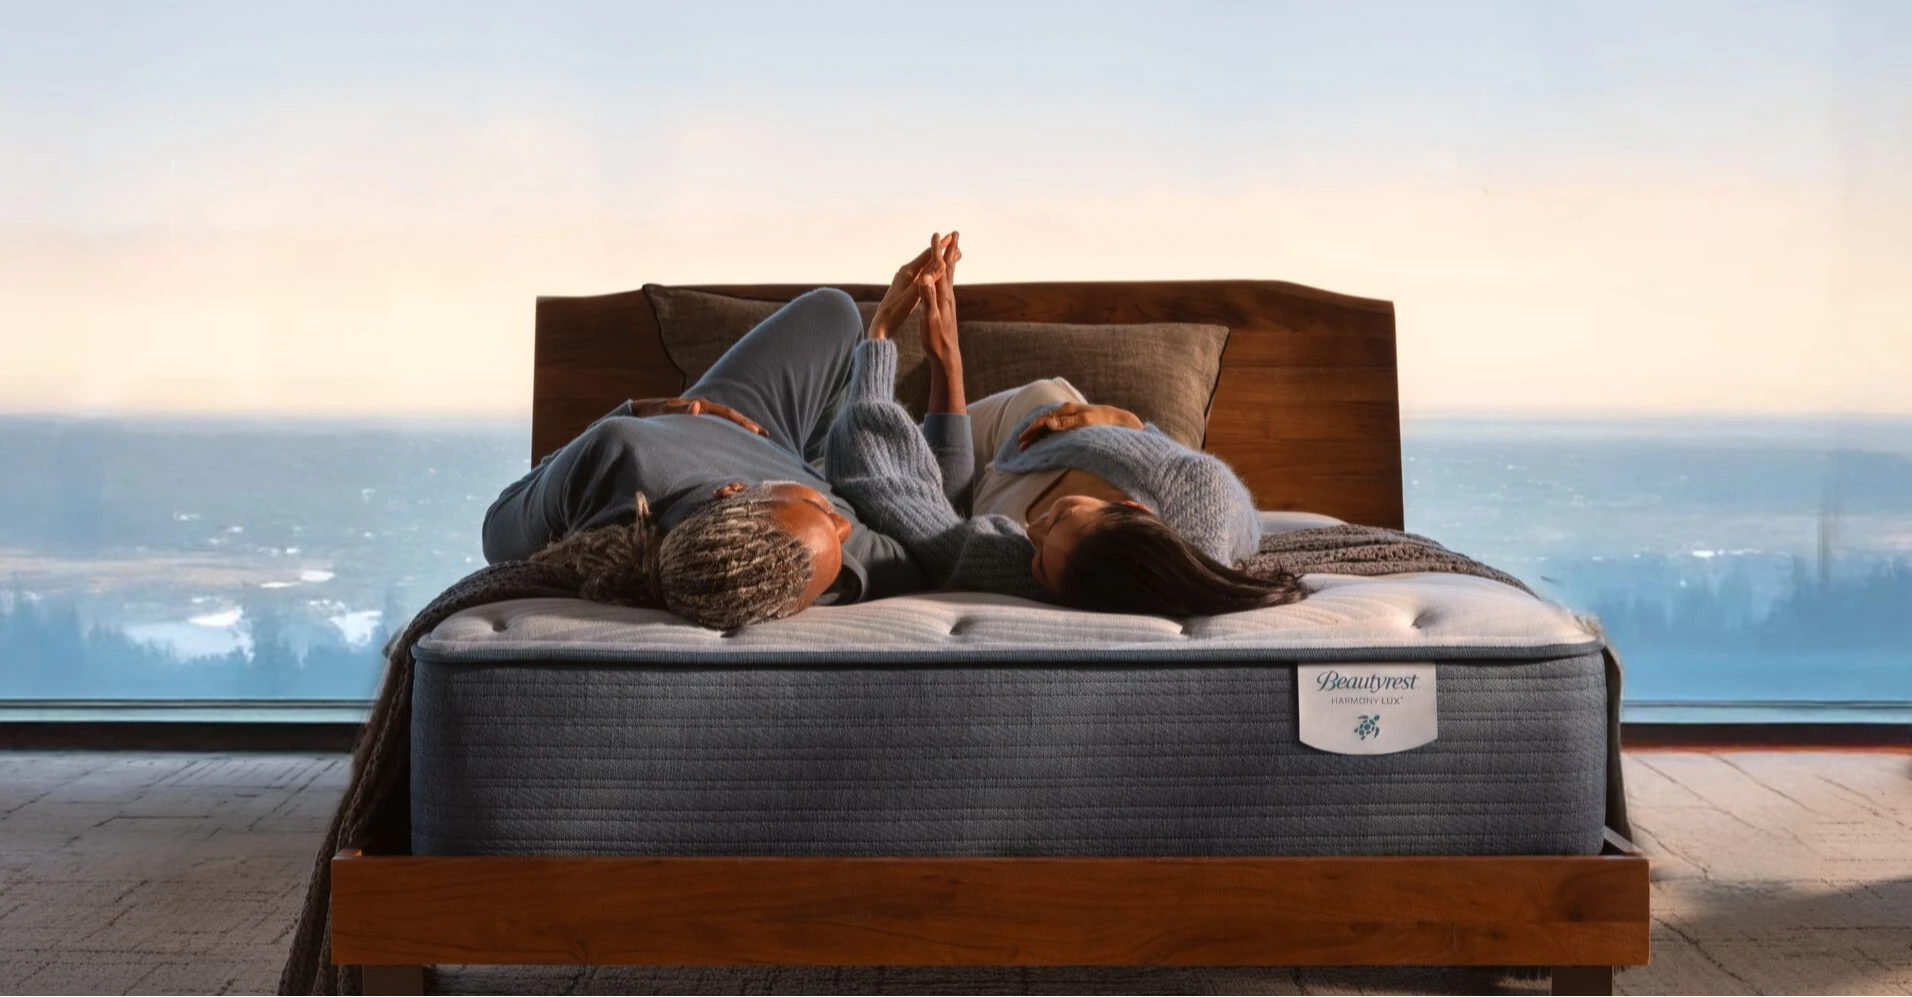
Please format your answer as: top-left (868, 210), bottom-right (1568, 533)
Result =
top-left (684, 289), bottom-right (862, 466)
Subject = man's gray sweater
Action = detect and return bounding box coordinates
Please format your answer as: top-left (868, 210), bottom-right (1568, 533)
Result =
top-left (826, 339), bottom-right (1262, 599)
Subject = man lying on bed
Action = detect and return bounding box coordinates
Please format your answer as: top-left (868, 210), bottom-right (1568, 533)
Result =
top-left (481, 250), bottom-right (973, 629)
top-left (825, 234), bottom-right (1299, 616)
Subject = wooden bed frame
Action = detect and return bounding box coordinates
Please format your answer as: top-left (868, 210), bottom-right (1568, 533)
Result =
top-left (332, 280), bottom-right (1647, 994)
top-left (528, 280), bottom-right (1407, 529)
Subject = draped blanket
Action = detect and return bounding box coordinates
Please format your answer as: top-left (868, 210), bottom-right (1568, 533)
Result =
top-left (278, 560), bottom-right (586, 995)
top-left (279, 523), bottom-right (1624, 994)
top-left (1242, 523), bottom-right (1533, 594)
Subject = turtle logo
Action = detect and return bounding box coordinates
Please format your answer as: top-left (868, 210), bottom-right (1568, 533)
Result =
top-left (1354, 715), bottom-right (1381, 740)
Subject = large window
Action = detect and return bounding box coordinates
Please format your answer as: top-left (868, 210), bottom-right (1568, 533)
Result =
top-left (1406, 417), bottom-right (1912, 716)
top-left (2, 2), bottom-right (1906, 714)
top-left (0, 418), bottom-right (523, 701)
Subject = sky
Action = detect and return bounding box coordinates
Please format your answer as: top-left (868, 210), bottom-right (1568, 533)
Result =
top-left (1, 0), bottom-right (1907, 417)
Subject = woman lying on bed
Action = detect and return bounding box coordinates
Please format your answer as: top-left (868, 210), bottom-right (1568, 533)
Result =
top-left (826, 234), bottom-right (1301, 616)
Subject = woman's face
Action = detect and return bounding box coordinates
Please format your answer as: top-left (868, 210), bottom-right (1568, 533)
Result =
top-left (1025, 494), bottom-right (1131, 594)
top-left (712, 480), bottom-right (852, 609)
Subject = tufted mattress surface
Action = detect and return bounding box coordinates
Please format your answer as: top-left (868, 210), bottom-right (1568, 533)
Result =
top-left (412, 574), bottom-right (1612, 858)
top-left (415, 573), bottom-right (1602, 666)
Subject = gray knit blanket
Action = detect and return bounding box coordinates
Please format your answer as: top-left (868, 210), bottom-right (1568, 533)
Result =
top-left (1241, 523), bottom-right (1534, 594)
top-left (280, 522), bottom-right (1618, 995)
top-left (278, 559), bottom-right (588, 995)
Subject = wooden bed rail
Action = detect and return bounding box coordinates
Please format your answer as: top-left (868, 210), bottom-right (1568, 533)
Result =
top-left (332, 843), bottom-right (1647, 994)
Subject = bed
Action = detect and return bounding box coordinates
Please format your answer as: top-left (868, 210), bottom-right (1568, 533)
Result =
top-left (329, 280), bottom-right (1648, 995)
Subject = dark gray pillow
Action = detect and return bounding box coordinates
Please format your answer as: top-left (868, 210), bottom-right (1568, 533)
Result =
top-left (644, 286), bottom-right (1229, 448)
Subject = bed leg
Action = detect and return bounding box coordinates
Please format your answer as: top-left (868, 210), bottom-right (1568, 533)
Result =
top-left (1551, 965), bottom-right (1613, 996)
top-left (360, 964), bottom-right (425, 995)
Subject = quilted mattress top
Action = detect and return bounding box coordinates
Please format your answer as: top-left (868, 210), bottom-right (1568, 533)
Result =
top-left (418, 571), bottom-right (1603, 666)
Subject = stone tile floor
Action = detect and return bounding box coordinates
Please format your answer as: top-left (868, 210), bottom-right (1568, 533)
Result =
top-left (1, 751), bottom-right (1907, 995)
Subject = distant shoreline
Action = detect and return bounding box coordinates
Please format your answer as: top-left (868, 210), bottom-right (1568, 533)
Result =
top-left (2, 410), bottom-right (1907, 429)
top-left (7, 411), bottom-right (1909, 455)
top-left (1405, 414), bottom-right (1912, 454)
top-left (1, 411), bottom-right (1907, 458)
top-left (0, 412), bottom-right (532, 434)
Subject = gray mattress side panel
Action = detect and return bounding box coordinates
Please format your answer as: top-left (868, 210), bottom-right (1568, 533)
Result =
top-left (411, 656), bottom-right (1608, 858)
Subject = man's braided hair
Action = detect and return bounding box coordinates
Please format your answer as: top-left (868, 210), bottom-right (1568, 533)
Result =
top-left (529, 489), bottom-right (816, 630)
top-left (658, 486), bottom-right (815, 628)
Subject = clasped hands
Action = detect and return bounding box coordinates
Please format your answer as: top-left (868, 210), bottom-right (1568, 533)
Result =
top-left (872, 233), bottom-right (1139, 445)
top-left (869, 232), bottom-right (962, 361)
top-left (630, 233), bottom-right (1144, 448)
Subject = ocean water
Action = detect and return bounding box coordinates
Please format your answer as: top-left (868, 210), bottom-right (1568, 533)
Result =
top-left (0, 414), bottom-right (1907, 705)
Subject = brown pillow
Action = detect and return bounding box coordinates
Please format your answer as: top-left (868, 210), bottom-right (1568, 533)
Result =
top-left (645, 287), bottom-right (935, 416)
top-left (643, 286), bottom-right (1229, 448)
top-left (953, 321), bottom-right (1228, 448)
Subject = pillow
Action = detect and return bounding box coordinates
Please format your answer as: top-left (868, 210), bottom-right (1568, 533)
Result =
top-left (1258, 510), bottom-right (1346, 535)
top-left (953, 321), bottom-right (1228, 449)
top-left (643, 286), bottom-right (1230, 448)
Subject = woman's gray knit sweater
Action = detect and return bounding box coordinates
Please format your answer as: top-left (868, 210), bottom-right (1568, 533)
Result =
top-left (825, 339), bottom-right (1262, 599)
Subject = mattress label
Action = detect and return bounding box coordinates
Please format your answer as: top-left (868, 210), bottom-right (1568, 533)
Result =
top-left (1295, 663), bottom-right (1437, 754)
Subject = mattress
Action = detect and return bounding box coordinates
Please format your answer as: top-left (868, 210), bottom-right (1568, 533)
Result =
top-left (411, 573), bottom-right (1613, 858)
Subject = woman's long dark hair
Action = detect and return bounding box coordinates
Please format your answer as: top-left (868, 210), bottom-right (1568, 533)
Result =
top-left (1057, 504), bottom-right (1303, 617)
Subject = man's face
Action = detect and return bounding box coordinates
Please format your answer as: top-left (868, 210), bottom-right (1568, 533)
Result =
top-left (710, 480), bottom-right (852, 609)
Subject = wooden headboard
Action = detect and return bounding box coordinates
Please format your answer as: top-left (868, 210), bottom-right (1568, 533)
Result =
top-left (533, 280), bottom-right (1403, 529)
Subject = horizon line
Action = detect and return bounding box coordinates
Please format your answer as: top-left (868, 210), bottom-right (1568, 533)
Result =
top-left (2, 408), bottom-right (1909, 425)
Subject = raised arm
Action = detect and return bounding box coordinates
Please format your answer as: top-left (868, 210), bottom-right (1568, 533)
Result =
top-left (869, 233), bottom-right (972, 510)
top-left (920, 231), bottom-right (972, 511)
top-left (827, 339), bottom-right (1047, 599)
top-left (922, 231), bottom-right (967, 418)
top-left (825, 235), bottom-right (1047, 599)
